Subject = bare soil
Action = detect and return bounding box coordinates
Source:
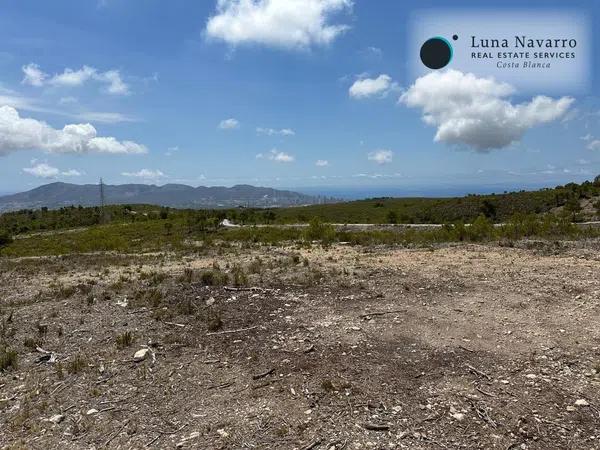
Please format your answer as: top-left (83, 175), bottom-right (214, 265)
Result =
top-left (1, 241), bottom-right (600, 449)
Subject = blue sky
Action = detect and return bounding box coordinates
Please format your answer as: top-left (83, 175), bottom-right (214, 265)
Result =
top-left (0, 0), bottom-right (599, 196)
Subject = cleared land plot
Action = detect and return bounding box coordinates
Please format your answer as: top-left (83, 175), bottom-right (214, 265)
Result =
top-left (1, 241), bottom-right (599, 449)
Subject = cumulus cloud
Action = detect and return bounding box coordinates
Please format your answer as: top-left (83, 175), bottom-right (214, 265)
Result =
top-left (256, 127), bottom-right (295, 136)
top-left (315, 159), bottom-right (329, 166)
top-left (588, 140), bottom-right (600, 151)
top-left (21, 64), bottom-right (130, 95)
top-left (367, 149), bottom-right (393, 164)
top-left (206, 0), bottom-right (352, 50)
top-left (121, 169), bottom-right (166, 179)
top-left (399, 69), bottom-right (574, 151)
top-left (256, 149), bottom-right (294, 162)
top-left (0, 106), bottom-right (147, 156)
top-left (349, 74), bottom-right (398, 99)
top-left (219, 118), bottom-right (240, 130)
top-left (22, 162), bottom-right (82, 178)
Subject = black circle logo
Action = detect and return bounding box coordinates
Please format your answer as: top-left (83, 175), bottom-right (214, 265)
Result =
top-left (420, 37), bottom-right (453, 69)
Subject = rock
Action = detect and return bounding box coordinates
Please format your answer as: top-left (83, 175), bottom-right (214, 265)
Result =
top-left (205, 297), bottom-right (215, 306)
top-left (48, 414), bottom-right (65, 424)
top-left (86, 409), bottom-right (98, 415)
top-left (525, 374), bottom-right (537, 379)
top-left (575, 399), bottom-right (589, 406)
top-left (134, 348), bottom-right (150, 362)
top-left (451, 412), bottom-right (465, 421)
top-left (216, 429), bottom-right (229, 438)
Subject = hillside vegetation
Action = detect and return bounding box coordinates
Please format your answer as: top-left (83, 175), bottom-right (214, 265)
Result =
top-left (1, 178), bottom-right (599, 238)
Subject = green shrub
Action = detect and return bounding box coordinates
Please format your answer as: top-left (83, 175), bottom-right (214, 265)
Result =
top-left (0, 347), bottom-right (18, 371)
top-left (200, 269), bottom-right (229, 286)
top-left (0, 230), bottom-right (12, 247)
top-left (115, 331), bottom-right (134, 349)
top-left (304, 218), bottom-right (336, 245)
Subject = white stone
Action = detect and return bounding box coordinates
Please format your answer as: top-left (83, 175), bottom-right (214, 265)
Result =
top-left (134, 348), bottom-right (149, 362)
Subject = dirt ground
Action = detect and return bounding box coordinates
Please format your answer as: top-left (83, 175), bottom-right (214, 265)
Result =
top-left (1, 240), bottom-right (599, 449)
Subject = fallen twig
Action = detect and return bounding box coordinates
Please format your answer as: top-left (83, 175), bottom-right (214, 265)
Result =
top-left (207, 381), bottom-right (235, 390)
top-left (301, 439), bottom-right (321, 450)
top-left (475, 385), bottom-right (497, 398)
top-left (207, 325), bottom-right (258, 336)
top-left (362, 423), bottom-right (390, 431)
top-left (50, 382), bottom-right (66, 396)
top-left (145, 434), bottom-right (160, 447)
top-left (104, 420), bottom-right (129, 447)
top-left (224, 286), bottom-right (270, 292)
top-left (252, 368), bottom-right (275, 380)
top-left (358, 309), bottom-right (405, 319)
top-left (157, 423), bottom-right (188, 435)
top-left (466, 364), bottom-right (492, 381)
top-left (165, 321), bottom-right (186, 328)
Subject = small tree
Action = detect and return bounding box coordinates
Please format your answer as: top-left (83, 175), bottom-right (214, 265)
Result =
top-left (480, 199), bottom-right (497, 220)
top-left (386, 210), bottom-right (399, 224)
top-left (164, 222), bottom-right (173, 236)
top-left (594, 199), bottom-right (600, 218)
top-left (564, 196), bottom-right (582, 214)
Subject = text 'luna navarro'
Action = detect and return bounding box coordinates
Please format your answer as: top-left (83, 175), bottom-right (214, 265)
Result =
top-left (471, 36), bottom-right (577, 49)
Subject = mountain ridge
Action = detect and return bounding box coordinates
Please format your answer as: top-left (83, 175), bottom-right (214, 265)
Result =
top-left (0, 182), bottom-right (325, 212)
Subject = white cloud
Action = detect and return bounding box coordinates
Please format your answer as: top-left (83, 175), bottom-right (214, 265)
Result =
top-left (219, 118), bottom-right (240, 130)
top-left (399, 69), bottom-right (574, 151)
top-left (362, 46), bottom-right (383, 58)
top-left (95, 70), bottom-right (129, 95)
top-left (349, 74), bottom-right (399, 99)
top-left (256, 149), bottom-right (295, 162)
top-left (165, 146), bottom-right (179, 156)
top-left (0, 106), bottom-right (147, 156)
top-left (121, 169), bottom-right (166, 179)
top-left (588, 140), bottom-right (600, 151)
top-left (580, 133), bottom-right (592, 141)
top-left (23, 163), bottom-right (59, 178)
top-left (206, 0), bottom-right (352, 50)
top-left (256, 127), bottom-right (295, 136)
top-left (61, 169), bottom-right (83, 177)
top-left (21, 64), bottom-right (130, 95)
top-left (50, 66), bottom-right (96, 87)
top-left (22, 162), bottom-right (82, 178)
top-left (368, 149), bottom-right (393, 164)
top-left (21, 63), bottom-right (47, 87)
top-left (59, 96), bottom-right (78, 105)
top-left (315, 159), bottom-right (329, 166)
top-left (76, 111), bottom-right (138, 124)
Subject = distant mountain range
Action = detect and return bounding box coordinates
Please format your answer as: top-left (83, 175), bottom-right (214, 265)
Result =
top-left (0, 182), bottom-right (329, 212)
